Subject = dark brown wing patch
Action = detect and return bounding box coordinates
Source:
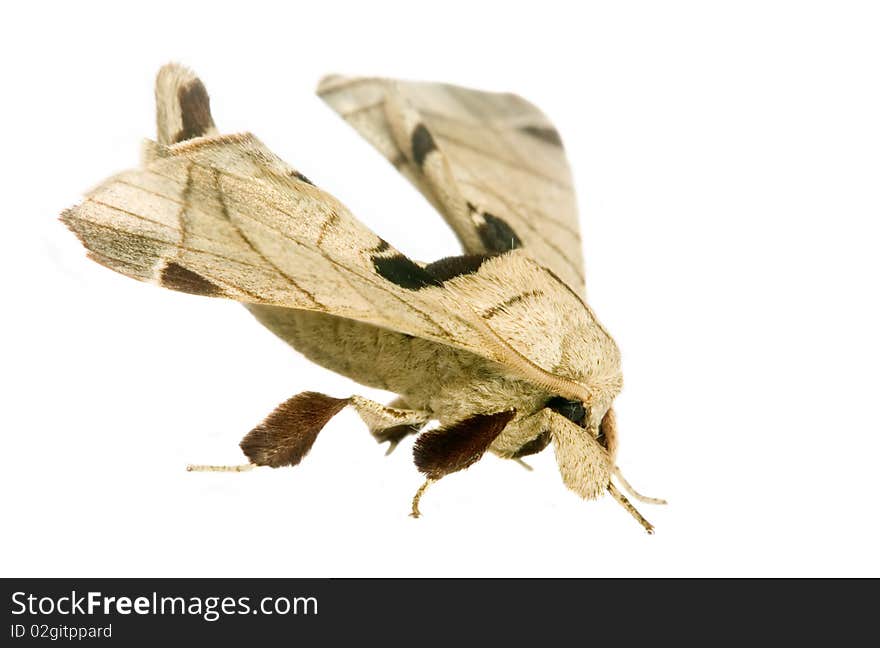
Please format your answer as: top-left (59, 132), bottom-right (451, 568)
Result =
top-left (477, 212), bottom-right (522, 253)
top-left (160, 262), bottom-right (225, 297)
top-left (240, 392), bottom-right (348, 468)
top-left (174, 78), bottom-right (216, 143)
top-left (413, 410), bottom-right (515, 479)
top-left (411, 124), bottom-right (438, 167)
top-left (372, 254), bottom-right (440, 290)
top-left (519, 125), bottom-right (563, 147)
top-left (424, 254), bottom-right (493, 281)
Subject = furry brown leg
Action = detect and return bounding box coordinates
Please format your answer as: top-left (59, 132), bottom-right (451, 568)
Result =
top-left (190, 392), bottom-right (431, 472)
top-left (408, 410), bottom-right (516, 517)
top-left (240, 392), bottom-right (349, 467)
top-left (413, 410), bottom-right (515, 479)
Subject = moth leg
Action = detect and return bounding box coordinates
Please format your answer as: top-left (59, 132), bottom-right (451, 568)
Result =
top-left (608, 482), bottom-right (655, 535)
top-left (191, 392), bottom-right (432, 472)
top-left (235, 391), bottom-right (430, 469)
top-left (348, 396), bottom-right (431, 455)
top-left (410, 479), bottom-right (435, 518)
top-left (376, 397), bottom-right (428, 455)
top-left (186, 463), bottom-right (254, 472)
top-left (409, 410), bottom-right (516, 517)
top-left (239, 392), bottom-right (350, 468)
top-left (512, 458), bottom-right (534, 471)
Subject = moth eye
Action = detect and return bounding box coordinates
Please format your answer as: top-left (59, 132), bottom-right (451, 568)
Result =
top-left (545, 396), bottom-right (587, 427)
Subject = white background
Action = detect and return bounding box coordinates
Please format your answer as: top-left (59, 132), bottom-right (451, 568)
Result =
top-left (2, 1), bottom-right (878, 577)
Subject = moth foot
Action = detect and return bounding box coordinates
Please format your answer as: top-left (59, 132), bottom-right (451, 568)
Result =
top-left (186, 463), bottom-right (254, 472)
top-left (409, 479), bottom-right (435, 518)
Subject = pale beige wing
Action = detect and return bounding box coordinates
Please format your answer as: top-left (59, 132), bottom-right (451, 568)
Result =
top-left (63, 133), bottom-right (478, 350)
top-left (318, 76), bottom-right (585, 294)
top-left (63, 130), bottom-right (607, 404)
top-left (65, 60), bottom-right (612, 404)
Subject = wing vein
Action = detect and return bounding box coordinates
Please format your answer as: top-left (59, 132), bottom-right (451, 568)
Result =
top-left (433, 131), bottom-right (571, 190)
top-left (210, 169), bottom-right (327, 309)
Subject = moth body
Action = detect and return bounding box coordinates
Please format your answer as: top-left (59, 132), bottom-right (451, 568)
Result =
top-left (61, 63), bottom-right (664, 532)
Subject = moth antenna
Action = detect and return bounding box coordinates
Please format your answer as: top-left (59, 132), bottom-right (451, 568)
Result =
top-left (607, 482), bottom-right (655, 534)
top-left (186, 463), bottom-right (254, 473)
top-left (613, 466), bottom-right (667, 505)
top-left (410, 479), bottom-right (435, 518)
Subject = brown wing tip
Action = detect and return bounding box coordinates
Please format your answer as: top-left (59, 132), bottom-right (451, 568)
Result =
top-left (155, 62), bottom-right (218, 145)
top-left (158, 262), bottom-right (226, 298)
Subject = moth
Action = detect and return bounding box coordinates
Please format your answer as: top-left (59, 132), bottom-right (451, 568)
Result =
top-left (61, 64), bottom-right (665, 531)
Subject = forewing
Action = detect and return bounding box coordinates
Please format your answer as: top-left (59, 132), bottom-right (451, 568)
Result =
top-left (318, 76), bottom-right (585, 294)
top-left (65, 64), bottom-right (604, 404)
top-left (62, 132), bottom-right (504, 367)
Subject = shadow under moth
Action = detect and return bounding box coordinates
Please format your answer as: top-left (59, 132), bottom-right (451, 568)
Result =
top-left (61, 64), bottom-right (665, 532)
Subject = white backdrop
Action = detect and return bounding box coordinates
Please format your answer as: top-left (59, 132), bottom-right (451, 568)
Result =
top-left (2, 1), bottom-right (878, 577)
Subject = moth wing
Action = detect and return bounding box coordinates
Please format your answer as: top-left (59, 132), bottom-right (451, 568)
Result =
top-left (433, 252), bottom-right (620, 398)
top-left (318, 76), bottom-right (585, 294)
top-left (62, 132), bottom-right (534, 374)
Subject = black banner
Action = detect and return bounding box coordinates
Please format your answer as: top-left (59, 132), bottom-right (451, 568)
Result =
top-left (1, 578), bottom-right (872, 643)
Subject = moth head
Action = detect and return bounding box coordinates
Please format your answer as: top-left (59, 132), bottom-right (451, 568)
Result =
top-left (545, 395), bottom-right (618, 459)
top-left (544, 396), bottom-right (660, 533)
